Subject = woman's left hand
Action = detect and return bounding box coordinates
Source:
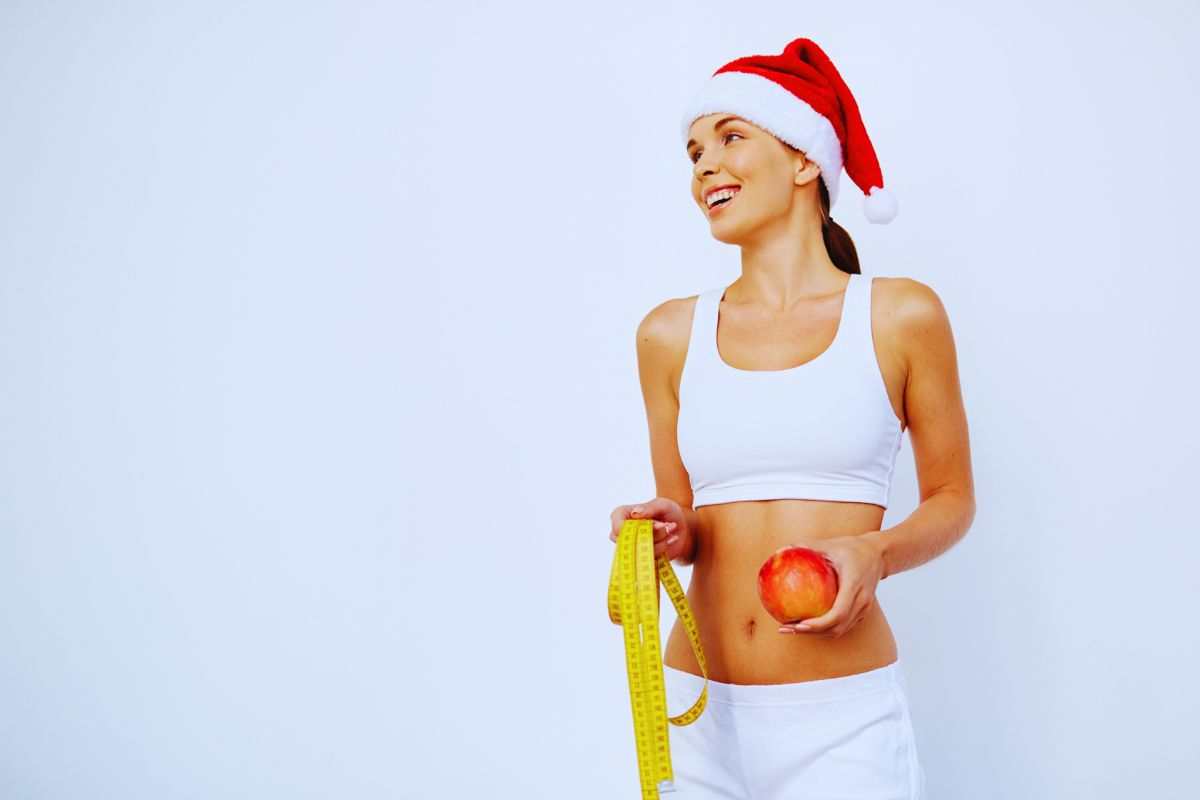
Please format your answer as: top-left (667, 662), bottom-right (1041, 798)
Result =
top-left (778, 533), bottom-right (886, 638)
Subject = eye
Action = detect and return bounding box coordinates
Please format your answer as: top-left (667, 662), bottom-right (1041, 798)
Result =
top-left (689, 131), bottom-right (744, 163)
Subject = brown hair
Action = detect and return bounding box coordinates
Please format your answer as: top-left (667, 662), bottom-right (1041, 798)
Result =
top-left (782, 138), bottom-right (861, 275)
top-left (817, 177), bottom-right (860, 275)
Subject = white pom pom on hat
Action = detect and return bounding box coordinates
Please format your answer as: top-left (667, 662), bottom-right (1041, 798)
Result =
top-left (681, 37), bottom-right (898, 225)
top-left (863, 185), bottom-right (898, 224)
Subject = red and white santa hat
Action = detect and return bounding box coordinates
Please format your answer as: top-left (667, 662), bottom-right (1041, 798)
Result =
top-left (680, 37), bottom-right (898, 224)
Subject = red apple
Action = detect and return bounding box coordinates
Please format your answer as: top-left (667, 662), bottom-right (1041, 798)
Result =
top-left (757, 545), bottom-right (839, 624)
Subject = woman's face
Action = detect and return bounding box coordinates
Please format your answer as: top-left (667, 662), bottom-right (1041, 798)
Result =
top-left (686, 113), bottom-right (818, 243)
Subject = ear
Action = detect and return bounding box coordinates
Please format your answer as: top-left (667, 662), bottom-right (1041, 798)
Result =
top-left (794, 155), bottom-right (822, 188)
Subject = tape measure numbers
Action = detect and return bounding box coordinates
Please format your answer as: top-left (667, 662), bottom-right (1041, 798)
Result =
top-left (607, 518), bottom-right (710, 799)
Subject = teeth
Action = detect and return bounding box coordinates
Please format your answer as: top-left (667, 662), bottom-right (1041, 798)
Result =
top-left (706, 188), bottom-right (739, 208)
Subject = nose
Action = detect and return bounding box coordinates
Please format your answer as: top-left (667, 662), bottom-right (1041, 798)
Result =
top-left (693, 147), bottom-right (721, 180)
top-left (693, 155), bottom-right (717, 180)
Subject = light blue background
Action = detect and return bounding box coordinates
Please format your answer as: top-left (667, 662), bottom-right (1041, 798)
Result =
top-left (2, 1), bottom-right (1198, 798)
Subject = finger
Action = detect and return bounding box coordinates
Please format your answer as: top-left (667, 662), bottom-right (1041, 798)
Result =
top-left (611, 504), bottom-right (650, 540)
top-left (628, 508), bottom-right (677, 540)
top-left (626, 520), bottom-right (674, 538)
top-left (827, 602), bottom-right (868, 638)
top-left (791, 587), bottom-right (860, 634)
top-left (647, 522), bottom-right (677, 549)
top-left (611, 503), bottom-right (635, 526)
top-left (628, 498), bottom-right (666, 520)
top-left (609, 509), bottom-right (627, 542)
top-left (787, 610), bottom-right (860, 637)
top-left (611, 515), bottom-right (676, 543)
top-left (780, 618), bottom-right (839, 636)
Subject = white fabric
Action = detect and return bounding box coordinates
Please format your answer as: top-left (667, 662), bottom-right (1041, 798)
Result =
top-left (662, 660), bottom-right (927, 799)
top-left (676, 274), bottom-right (904, 510)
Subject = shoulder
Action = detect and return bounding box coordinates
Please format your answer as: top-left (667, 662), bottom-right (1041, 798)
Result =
top-left (871, 275), bottom-right (957, 367)
top-left (872, 275), bottom-right (951, 330)
top-left (636, 292), bottom-right (702, 357)
top-left (635, 291), bottom-right (704, 390)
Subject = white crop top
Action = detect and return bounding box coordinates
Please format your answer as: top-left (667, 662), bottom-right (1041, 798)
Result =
top-left (676, 273), bottom-right (904, 509)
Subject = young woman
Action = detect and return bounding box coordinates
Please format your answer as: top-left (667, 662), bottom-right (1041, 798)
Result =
top-left (608, 38), bottom-right (975, 798)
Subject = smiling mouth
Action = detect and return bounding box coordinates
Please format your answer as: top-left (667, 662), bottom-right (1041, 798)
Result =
top-left (707, 190), bottom-right (739, 216)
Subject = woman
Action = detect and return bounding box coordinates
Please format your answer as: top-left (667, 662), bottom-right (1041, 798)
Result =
top-left (608, 39), bottom-right (975, 799)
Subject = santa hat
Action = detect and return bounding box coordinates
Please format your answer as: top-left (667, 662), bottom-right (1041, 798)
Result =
top-left (680, 37), bottom-right (898, 225)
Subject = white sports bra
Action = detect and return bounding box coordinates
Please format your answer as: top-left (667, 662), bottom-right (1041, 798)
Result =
top-left (677, 273), bottom-right (904, 509)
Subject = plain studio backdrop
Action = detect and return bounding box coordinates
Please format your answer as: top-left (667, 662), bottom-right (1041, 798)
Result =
top-left (2, 1), bottom-right (1198, 798)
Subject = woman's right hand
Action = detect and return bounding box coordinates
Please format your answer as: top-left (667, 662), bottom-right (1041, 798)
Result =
top-left (609, 497), bottom-right (692, 561)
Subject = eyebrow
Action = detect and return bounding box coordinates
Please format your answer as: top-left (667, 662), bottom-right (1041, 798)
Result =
top-left (686, 116), bottom-right (748, 150)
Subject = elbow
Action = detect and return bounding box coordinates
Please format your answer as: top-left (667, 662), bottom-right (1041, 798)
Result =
top-left (959, 492), bottom-right (977, 537)
top-left (931, 485), bottom-right (976, 537)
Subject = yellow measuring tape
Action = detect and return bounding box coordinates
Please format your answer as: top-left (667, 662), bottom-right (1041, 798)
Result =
top-left (607, 518), bottom-right (710, 798)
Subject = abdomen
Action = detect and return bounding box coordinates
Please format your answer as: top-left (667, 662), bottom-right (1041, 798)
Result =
top-left (662, 499), bottom-right (899, 684)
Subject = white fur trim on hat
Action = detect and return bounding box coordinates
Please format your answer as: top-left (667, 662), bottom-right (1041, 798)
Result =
top-left (681, 70), bottom-right (844, 206)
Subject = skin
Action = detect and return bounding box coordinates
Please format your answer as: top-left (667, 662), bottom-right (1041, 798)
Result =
top-left (608, 113), bottom-right (976, 685)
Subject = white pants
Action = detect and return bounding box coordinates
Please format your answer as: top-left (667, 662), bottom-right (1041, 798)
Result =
top-left (662, 659), bottom-right (927, 799)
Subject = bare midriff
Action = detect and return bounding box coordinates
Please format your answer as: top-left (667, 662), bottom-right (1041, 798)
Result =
top-left (662, 498), bottom-right (898, 685)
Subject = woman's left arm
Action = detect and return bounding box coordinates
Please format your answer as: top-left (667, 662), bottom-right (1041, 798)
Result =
top-left (862, 277), bottom-right (976, 580)
top-left (779, 279), bottom-right (977, 638)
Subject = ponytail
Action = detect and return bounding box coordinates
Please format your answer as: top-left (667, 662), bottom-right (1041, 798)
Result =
top-left (818, 177), bottom-right (861, 275)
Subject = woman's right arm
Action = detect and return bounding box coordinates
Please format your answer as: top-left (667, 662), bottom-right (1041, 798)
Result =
top-left (635, 297), bottom-right (701, 567)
